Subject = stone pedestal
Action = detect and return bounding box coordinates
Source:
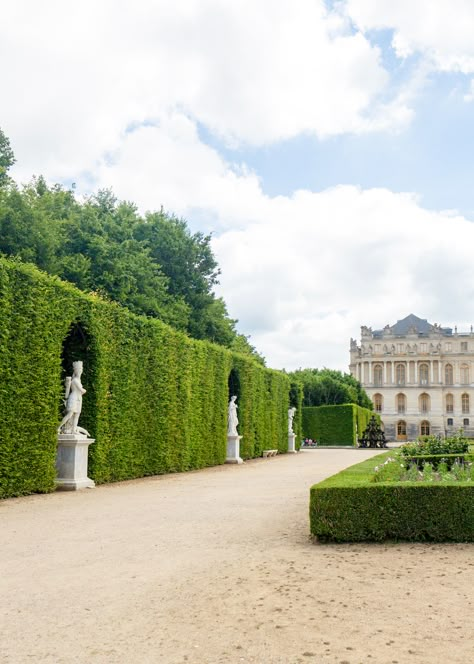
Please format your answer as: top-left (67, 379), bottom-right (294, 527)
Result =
top-left (56, 434), bottom-right (95, 490)
top-left (226, 434), bottom-right (243, 464)
top-left (288, 432), bottom-right (297, 453)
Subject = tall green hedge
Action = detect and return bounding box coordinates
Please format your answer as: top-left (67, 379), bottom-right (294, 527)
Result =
top-left (302, 404), bottom-right (377, 446)
top-left (0, 258), bottom-right (291, 498)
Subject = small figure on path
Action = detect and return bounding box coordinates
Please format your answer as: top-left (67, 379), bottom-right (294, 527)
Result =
top-left (288, 407), bottom-right (296, 434)
top-left (58, 360), bottom-right (90, 436)
top-left (228, 395), bottom-right (239, 436)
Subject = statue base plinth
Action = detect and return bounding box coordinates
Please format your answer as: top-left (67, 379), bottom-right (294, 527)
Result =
top-left (226, 434), bottom-right (243, 464)
top-left (288, 433), bottom-right (297, 453)
top-left (56, 434), bottom-right (95, 491)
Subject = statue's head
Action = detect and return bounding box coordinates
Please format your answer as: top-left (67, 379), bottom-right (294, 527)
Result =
top-left (72, 360), bottom-right (83, 375)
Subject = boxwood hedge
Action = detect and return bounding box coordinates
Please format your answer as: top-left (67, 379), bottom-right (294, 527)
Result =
top-left (0, 257), bottom-right (298, 498)
top-left (310, 453), bottom-right (474, 542)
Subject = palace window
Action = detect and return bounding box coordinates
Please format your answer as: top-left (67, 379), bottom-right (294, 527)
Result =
top-left (373, 364), bottom-right (383, 387)
top-left (447, 418), bottom-right (454, 426)
top-left (463, 418), bottom-right (470, 426)
top-left (396, 393), bottom-right (406, 414)
top-left (460, 364), bottom-right (470, 385)
top-left (397, 420), bottom-right (407, 437)
top-left (445, 342), bottom-right (452, 352)
top-left (461, 341), bottom-right (468, 352)
top-left (396, 364), bottom-right (405, 386)
top-left (420, 420), bottom-right (430, 436)
top-left (419, 393), bottom-right (430, 413)
top-left (373, 394), bottom-right (383, 413)
top-left (462, 393), bottom-right (470, 414)
top-left (397, 343), bottom-right (404, 353)
top-left (420, 343), bottom-right (427, 353)
top-left (445, 364), bottom-right (453, 385)
top-left (419, 363), bottom-right (429, 385)
top-left (446, 394), bottom-right (454, 414)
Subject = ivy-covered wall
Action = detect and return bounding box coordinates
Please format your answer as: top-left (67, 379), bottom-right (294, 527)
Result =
top-left (0, 258), bottom-right (291, 498)
top-left (302, 404), bottom-right (377, 446)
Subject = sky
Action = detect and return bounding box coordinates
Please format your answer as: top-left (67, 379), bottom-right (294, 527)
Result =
top-left (3, 0), bottom-right (474, 371)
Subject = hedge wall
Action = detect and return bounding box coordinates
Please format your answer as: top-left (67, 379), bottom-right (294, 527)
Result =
top-left (0, 258), bottom-right (291, 498)
top-left (310, 454), bottom-right (474, 542)
top-left (302, 404), bottom-right (377, 446)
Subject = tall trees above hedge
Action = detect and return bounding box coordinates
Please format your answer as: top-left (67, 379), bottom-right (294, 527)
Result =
top-left (0, 128), bottom-right (263, 362)
top-left (289, 367), bottom-right (372, 409)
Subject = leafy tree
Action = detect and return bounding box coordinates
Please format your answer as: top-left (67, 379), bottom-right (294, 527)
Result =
top-left (230, 332), bottom-right (266, 366)
top-left (290, 368), bottom-right (372, 408)
top-left (0, 127), bottom-right (15, 188)
top-left (135, 210), bottom-right (222, 339)
top-left (0, 135), bottom-right (267, 356)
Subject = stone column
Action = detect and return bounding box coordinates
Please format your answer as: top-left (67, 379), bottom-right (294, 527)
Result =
top-left (368, 361), bottom-right (372, 385)
top-left (226, 435), bottom-right (243, 464)
top-left (56, 434), bottom-right (95, 490)
top-left (414, 362), bottom-right (418, 384)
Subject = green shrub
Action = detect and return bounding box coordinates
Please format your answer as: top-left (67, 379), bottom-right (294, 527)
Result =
top-left (401, 433), bottom-right (469, 457)
top-left (310, 453), bottom-right (474, 542)
top-left (0, 257), bottom-right (291, 498)
top-left (302, 404), bottom-right (377, 446)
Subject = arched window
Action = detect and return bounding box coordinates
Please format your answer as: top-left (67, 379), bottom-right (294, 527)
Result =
top-left (373, 364), bottom-right (383, 387)
top-left (397, 420), bottom-right (407, 440)
top-left (460, 364), bottom-right (470, 385)
top-left (446, 393), bottom-right (454, 414)
top-left (396, 363), bottom-right (405, 386)
top-left (419, 363), bottom-right (429, 385)
top-left (420, 420), bottom-right (430, 436)
top-left (462, 393), bottom-right (470, 414)
top-left (419, 393), bottom-right (430, 413)
top-left (445, 364), bottom-right (453, 386)
top-left (373, 393), bottom-right (383, 413)
top-left (396, 393), bottom-right (406, 414)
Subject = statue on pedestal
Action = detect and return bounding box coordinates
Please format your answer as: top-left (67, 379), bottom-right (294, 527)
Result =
top-left (227, 395), bottom-right (239, 436)
top-left (288, 407), bottom-right (296, 434)
top-left (58, 361), bottom-right (90, 436)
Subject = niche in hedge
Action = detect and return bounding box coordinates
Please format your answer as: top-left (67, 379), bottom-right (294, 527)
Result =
top-left (61, 321), bottom-right (94, 434)
top-left (228, 368), bottom-right (241, 402)
top-left (289, 381), bottom-right (299, 409)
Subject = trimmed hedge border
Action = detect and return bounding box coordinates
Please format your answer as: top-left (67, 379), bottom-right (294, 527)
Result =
top-left (310, 453), bottom-right (474, 542)
top-left (0, 257), bottom-right (299, 498)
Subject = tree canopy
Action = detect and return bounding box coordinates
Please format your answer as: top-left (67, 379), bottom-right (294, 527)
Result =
top-left (0, 128), bottom-right (264, 363)
top-left (289, 367), bottom-right (373, 409)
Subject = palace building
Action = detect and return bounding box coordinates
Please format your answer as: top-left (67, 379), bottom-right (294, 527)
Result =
top-left (349, 314), bottom-right (474, 441)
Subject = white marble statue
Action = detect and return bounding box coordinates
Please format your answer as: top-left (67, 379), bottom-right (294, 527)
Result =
top-left (58, 361), bottom-right (90, 436)
top-left (288, 407), bottom-right (296, 434)
top-left (227, 395), bottom-right (239, 436)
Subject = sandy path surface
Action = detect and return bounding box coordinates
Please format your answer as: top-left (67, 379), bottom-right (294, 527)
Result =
top-left (1, 449), bottom-right (473, 664)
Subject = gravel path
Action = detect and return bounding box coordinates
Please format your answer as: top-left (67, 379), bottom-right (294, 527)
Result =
top-left (1, 449), bottom-right (473, 664)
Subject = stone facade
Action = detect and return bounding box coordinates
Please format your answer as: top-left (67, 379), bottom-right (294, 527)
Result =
top-left (349, 314), bottom-right (474, 441)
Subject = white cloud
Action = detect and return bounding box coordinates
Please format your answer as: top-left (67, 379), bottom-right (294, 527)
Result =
top-left (3, 1), bottom-right (474, 372)
top-left (343, 0), bottom-right (474, 73)
top-left (92, 115), bottom-right (474, 371)
top-left (3, 0), bottom-right (407, 186)
top-left (212, 182), bottom-right (474, 370)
